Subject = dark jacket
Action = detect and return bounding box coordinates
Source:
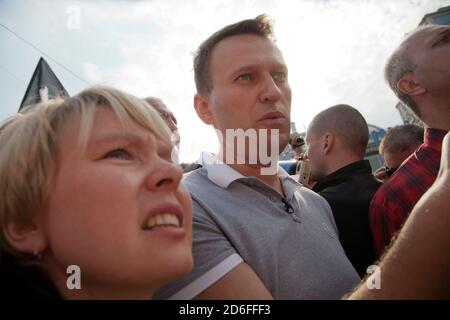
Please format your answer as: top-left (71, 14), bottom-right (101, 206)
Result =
top-left (313, 160), bottom-right (381, 277)
top-left (0, 255), bottom-right (62, 299)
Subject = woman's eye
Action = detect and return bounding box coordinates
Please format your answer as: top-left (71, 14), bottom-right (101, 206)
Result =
top-left (104, 148), bottom-right (131, 160)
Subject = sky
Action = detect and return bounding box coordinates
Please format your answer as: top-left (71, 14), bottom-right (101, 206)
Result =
top-left (0, 0), bottom-right (447, 162)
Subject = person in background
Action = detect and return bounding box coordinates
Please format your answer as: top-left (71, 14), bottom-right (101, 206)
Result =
top-left (374, 124), bottom-right (423, 181)
top-left (144, 96), bottom-right (201, 173)
top-left (290, 132), bottom-right (306, 160)
top-left (370, 24), bottom-right (450, 259)
top-left (0, 86), bottom-right (193, 299)
top-left (144, 97), bottom-right (180, 147)
top-left (306, 104), bottom-right (380, 277)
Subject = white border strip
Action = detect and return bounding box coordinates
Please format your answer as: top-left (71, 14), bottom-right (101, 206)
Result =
top-left (168, 253), bottom-right (243, 300)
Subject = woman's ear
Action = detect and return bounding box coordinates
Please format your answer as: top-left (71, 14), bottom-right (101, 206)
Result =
top-left (3, 218), bottom-right (47, 255)
top-left (194, 94), bottom-right (215, 125)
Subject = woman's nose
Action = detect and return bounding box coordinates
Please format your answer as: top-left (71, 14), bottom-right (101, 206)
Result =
top-left (145, 160), bottom-right (183, 191)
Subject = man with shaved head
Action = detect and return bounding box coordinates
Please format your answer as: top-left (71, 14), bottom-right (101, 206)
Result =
top-left (306, 104), bottom-right (381, 277)
top-left (370, 24), bottom-right (450, 259)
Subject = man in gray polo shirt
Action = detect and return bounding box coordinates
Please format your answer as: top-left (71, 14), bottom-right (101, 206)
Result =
top-left (154, 14), bottom-right (359, 300)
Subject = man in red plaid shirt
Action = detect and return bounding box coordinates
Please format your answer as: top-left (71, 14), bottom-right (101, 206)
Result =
top-left (370, 24), bottom-right (450, 259)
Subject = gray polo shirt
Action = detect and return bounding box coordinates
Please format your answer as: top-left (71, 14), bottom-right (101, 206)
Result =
top-left (154, 153), bottom-right (360, 299)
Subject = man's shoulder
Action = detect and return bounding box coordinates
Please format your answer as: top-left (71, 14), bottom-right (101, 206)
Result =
top-left (319, 176), bottom-right (381, 215)
top-left (183, 167), bottom-right (210, 188)
top-left (293, 185), bottom-right (334, 218)
top-left (296, 183), bottom-right (325, 200)
top-left (370, 169), bottom-right (408, 215)
top-left (380, 155), bottom-right (421, 191)
top-left (373, 146), bottom-right (440, 210)
top-left (335, 173), bottom-right (381, 195)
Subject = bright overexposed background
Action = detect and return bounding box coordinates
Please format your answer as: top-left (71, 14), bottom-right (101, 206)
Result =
top-left (0, 0), bottom-right (446, 162)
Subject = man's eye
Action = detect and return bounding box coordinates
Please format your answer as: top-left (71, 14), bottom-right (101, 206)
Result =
top-left (236, 74), bottom-right (252, 81)
top-left (273, 72), bottom-right (287, 81)
top-left (104, 148), bottom-right (131, 160)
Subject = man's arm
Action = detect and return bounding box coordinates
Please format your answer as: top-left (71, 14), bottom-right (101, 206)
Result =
top-left (195, 262), bottom-right (273, 300)
top-left (348, 131), bottom-right (450, 299)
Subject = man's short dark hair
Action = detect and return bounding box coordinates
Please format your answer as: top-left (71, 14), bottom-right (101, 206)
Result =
top-left (193, 14), bottom-right (274, 94)
top-left (309, 104), bottom-right (369, 158)
top-left (379, 124), bottom-right (424, 155)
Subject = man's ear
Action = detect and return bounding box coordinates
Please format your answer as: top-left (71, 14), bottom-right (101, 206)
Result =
top-left (397, 73), bottom-right (427, 97)
top-left (322, 132), bottom-right (334, 155)
top-left (3, 218), bottom-right (47, 255)
top-left (194, 94), bottom-right (215, 125)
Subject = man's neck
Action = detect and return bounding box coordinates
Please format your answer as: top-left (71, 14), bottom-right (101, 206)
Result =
top-left (417, 100), bottom-right (450, 131)
top-left (218, 148), bottom-right (284, 196)
top-left (225, 162), bottom-right (284, 196)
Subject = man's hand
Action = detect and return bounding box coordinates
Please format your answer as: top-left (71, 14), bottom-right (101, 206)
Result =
top-left (374, 166), bottom-right (387, 182)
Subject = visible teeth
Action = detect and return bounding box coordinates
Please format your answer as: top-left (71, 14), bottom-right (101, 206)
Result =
top-left (143, 213), bottom-right (181, 230)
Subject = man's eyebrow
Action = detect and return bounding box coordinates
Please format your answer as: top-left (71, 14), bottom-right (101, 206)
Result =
top-left (231, 64), bottom-right (257, 75)
top-left (231, 63), bottom-right (288, 75)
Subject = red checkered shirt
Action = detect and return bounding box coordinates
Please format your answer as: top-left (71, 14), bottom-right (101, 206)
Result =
top-left (369, 128), bottom-right (447, 258)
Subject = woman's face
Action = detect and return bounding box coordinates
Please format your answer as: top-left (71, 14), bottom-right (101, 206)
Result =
top-left (42, 108), bottom-right (193, 299)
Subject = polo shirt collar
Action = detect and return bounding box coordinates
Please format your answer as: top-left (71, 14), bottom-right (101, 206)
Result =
top-left (198, 151), bottom-right (297, 189)
top-left (198, 152), bottom-right (243, 188)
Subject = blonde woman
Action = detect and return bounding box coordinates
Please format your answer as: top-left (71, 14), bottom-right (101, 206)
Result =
top-left (0, 86), bottom-right (193, 299)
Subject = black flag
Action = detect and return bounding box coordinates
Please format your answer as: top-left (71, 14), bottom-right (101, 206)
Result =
top-left (19, 57), bottom-right (69, 111)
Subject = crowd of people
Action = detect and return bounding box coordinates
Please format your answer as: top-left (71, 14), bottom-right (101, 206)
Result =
top-left (0, 14), bottom-right (449, 300)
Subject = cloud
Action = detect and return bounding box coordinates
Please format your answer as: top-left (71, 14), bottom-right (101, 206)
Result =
top-left (83, 62), bottom-right (102, 83)
top-left (1, 0), bottom-right (448, 161)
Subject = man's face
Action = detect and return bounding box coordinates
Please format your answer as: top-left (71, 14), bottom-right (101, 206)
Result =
top-left (203, 34), bottom-right (292, 153)
top-left (404, 25), bottom-right (450, 100)
top-left (305, 128), bottom-right (327, 182)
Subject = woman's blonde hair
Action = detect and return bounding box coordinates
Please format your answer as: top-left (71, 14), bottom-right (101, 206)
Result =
top-left (0, 85), bottom-right (172, 259)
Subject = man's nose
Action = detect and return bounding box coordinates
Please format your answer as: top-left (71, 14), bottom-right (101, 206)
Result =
top-left (259, 75), bottom-right (281, 103)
